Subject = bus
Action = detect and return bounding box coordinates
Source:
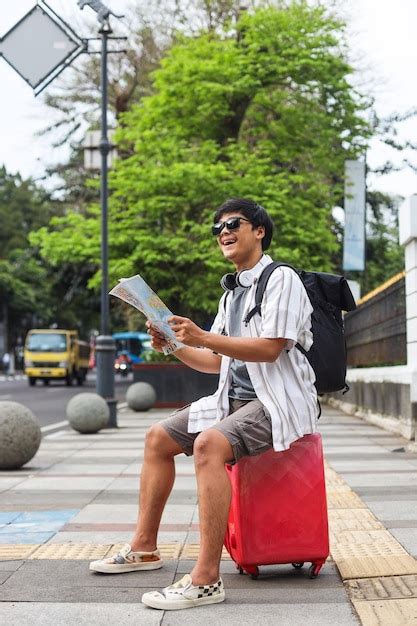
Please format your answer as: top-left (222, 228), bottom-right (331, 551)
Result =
top-left (112, 331), bottom-right (150, 375)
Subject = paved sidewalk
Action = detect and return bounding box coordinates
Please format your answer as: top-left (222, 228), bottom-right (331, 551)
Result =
top-left (0, 404), bottom-right (417, 625)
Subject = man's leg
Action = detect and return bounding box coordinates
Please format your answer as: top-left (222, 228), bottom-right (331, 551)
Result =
top-left (190, 429), bottom-right (234, 585)
top-left (90, 412), bottom-right (193, 573)
top-left (141, 429), bottom-right (232, 609)
top-left (130, 423), bottom-right (184, 552)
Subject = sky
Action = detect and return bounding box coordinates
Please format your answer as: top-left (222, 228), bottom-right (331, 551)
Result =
top-left (0, 0), bottom-right (416, 199)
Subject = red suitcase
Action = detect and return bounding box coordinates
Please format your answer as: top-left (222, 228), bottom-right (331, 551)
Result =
top-left (224, 433), bottom-right (329, 579)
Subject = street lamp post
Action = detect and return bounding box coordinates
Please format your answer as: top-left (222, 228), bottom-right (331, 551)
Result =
top-left (95, 16), bottom-right (117, 427)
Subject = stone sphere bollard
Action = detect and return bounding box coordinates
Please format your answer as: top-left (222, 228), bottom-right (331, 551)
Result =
top-left (0, 401), bottom-right (41, 470)
top-left (126, 382), bottom-right (156, 411)
top-left (67, 393), bottom-right (109, 434)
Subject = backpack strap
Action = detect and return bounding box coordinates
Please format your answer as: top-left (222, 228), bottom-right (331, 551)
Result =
top-left (244, 261), bottom-right (309, 362)
top-left (244, 261), bottom-right (299, 324)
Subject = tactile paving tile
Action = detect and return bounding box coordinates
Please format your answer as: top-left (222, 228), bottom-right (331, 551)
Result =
top-left (325, 469), bottom-right (347, 486)
top-left (331, 529), bottom-right (403, 548)
top-left (325, 477), bottom-right (347, 486)
top-left (327, 491), bottom-right (367, 509)
top-left (30, 543), bottom-right (110, 560)
top-left (0, 544), bottom-right (39, 560)
top-left (109, 543), bottom-right (182, 559)
top-left (331, 532), bottom-right (409, 559)
top-left (328, 509), bottom-right (383, 532)
top-left (352, 598), bottom-right (417, 625)
top-left (180, 544), bottom-right (200, 559)
top-left (346, 575), bottom-right (417, 600)
top-left (180, 544), bottom-right (231, 560)
top-left (158, 544), bottom-right (182, 559)
top-left (326, 484), bottom-right (353, 493)
top-left (335, 555), bottom-right (417, 580)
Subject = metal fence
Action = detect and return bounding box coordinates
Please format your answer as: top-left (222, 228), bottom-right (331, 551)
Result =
top-left (344, 272), bottom-right (406, 367)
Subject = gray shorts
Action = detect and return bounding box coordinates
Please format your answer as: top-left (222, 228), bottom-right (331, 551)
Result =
top-left (160, 398), bottom-right (273, 462)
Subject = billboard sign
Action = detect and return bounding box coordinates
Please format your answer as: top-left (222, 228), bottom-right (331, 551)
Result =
top-left (343, 160), bottom-right (366, 272)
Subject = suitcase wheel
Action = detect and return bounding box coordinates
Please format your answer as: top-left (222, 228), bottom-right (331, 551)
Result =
top-left (292, 562), bottom-right (304, 569)
top-left (309, 563), bottom-right (322, 579)
top-left (245, 565), bottom-right (259, 578)
top-left (235, 564), bottom-right (258, 577)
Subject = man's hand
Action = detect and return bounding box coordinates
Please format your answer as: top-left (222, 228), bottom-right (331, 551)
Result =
top-left (146, 318), bottom-right (221, 373)
top-left (146, 321), bottom-right (168, 353)
top-left (168, 316), bottom-right (207, 348)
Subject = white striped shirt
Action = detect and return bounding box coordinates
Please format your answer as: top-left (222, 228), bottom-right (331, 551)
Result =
top-left (188, 254), bottom-right (318, 451)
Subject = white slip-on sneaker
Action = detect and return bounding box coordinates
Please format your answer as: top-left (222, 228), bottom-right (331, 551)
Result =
top-left (142, 573), bottom-right (225, 610)
top-left (89, 544), bottom-right (163, 573)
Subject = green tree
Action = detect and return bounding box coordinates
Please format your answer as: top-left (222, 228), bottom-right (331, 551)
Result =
top-left (33, 3), bottom-right (372, 325)
top-left (0, 167), bottom-right (101, 351)
top-left (0, 167), bottom-right (56, 256)
top-left (0, 168), bottom-right (54, 348)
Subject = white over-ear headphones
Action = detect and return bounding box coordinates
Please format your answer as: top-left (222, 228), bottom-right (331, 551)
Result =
top-left (220, 269), bottom-right (256, 291)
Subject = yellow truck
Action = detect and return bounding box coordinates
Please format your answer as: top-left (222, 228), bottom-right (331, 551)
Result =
top-left (24, 329), bottom-right (90, 387)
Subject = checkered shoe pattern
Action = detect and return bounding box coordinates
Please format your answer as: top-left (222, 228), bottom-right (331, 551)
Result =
top-left (142, 574), bottom-right (226, 610)
top-left (197, 580), bottom-right (223, 598)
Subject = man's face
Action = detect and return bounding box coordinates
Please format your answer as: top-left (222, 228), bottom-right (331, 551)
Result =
top-left (215, 211), bottom-right (265, 263)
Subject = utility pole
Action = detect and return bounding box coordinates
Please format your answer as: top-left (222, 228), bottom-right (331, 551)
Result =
top-left (94, 16), bottom-right (117, 426)
top-left (77, 2), bottom-right (125, 427)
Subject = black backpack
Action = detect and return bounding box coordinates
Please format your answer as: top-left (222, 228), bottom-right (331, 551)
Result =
top-left (244, 262), bottom-right (357, 395)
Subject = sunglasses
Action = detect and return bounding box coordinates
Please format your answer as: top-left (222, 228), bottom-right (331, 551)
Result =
top-left (211, 216), bottom-right (251, 237)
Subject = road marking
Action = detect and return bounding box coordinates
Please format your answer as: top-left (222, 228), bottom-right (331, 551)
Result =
top-left (44, 430), bottom-right (68, 439)
top-left (41, 420), bottom-right (69, 433)
top-left (0, 375), bottom-right (26, 382)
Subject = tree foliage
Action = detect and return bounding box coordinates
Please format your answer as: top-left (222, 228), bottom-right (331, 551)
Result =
top-left (33, 2), bottom-right (372, 325)
top-left (0, 168), bottom-right (54, 346)
top-left (370, 108), bottom-right (417, 176)
top-left (0, 168), bottom-right (100, 348)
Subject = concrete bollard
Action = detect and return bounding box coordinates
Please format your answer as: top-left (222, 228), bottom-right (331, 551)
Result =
top-left (0, 401), bottom-right (41, 469)
top-left (67, 392), bottom-right (110, 434)
top-left (126, 382), bottom-right (156, 411)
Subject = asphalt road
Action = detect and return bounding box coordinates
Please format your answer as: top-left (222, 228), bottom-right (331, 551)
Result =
top-left (0, 371), bottom-right (133, 430)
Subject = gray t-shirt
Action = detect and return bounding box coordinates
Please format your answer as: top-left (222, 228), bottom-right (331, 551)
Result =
top-left (228, 286), bottom-right (257, 400)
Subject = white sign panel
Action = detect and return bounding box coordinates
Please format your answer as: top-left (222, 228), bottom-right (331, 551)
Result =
top-left (0, 3), bottom-right (84, 95)
top-left (343, 160), bottom-right (366, 271)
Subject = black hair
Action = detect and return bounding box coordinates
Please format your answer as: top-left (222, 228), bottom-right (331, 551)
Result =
top-left (213, 198), bottom-right (274, 250)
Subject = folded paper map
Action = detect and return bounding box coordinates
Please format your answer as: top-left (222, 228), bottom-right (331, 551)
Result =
top-left (109, 275), bottom-right (183, 355)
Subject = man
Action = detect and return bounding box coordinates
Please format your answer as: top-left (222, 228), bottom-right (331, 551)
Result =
top-left (90, 198), bottom-right (318, 610)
